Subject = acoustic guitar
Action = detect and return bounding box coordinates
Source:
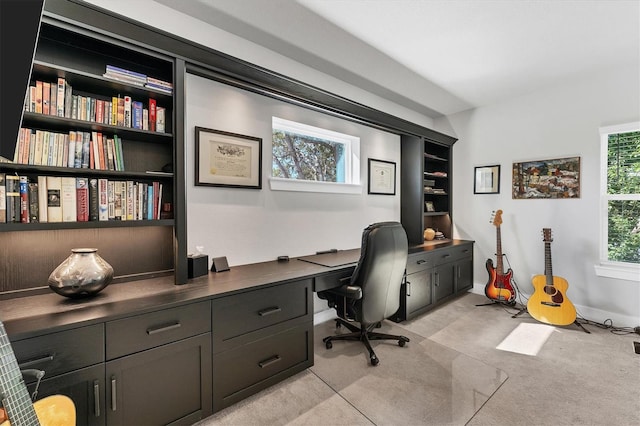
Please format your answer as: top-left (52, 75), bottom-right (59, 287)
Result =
top-left (0, 320), bottom-right (76, 426)
top-left (484, 210), bottom-right (516, 303)
top-left (527, 228), bottom-right (577, 326)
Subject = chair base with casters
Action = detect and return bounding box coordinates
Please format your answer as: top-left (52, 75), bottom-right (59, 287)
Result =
top-left (323, 318), bottom-right (410, 366)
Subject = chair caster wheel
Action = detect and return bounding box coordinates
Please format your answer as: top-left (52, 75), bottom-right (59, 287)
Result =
top-left (370, 355), bottom-right (379, 366)
top-left (398, 340), bottom-right (406, 347)
top-left (325, 341), bottom-right (333, 349)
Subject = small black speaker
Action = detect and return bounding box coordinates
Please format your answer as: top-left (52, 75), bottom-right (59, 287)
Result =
top-left (187, 254), bottom-right (208, 278)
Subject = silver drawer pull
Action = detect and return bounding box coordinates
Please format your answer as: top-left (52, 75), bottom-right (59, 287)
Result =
top-left (19, 354), bottom-right (54, 369)
top-left (258, 307), bottom-right (281, 317)
top-left (406, 281), bottom-right (411, 296)
top-left (258, 355), bottom-right (281, 368)
top-left (94, 380), bottom-right (100, 417)
top-left (147, 322), bottom-right (181, 335)
top-left (442, 254), bottom-right (451, 258)
top-left (416, 259), bottom-right (426, 265)
top-left (111, 377), bottom-right (117, 411)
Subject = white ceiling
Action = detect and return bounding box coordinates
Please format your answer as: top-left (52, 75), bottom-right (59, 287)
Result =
top-left (155, 0), bottom-right (640, 118)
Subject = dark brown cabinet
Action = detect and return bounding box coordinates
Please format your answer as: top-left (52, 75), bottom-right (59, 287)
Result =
top-left (211, 279), bottom-right (314, 412)
top-left (11, 300), bottom-right (212, 426)
top-left (106, 334), bottom-right (211, 425)
top-left (391, 241), bottom-right (474, 322)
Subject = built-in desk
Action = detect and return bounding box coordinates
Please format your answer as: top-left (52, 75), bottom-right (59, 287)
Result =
top-left (0, 241), bottom-right (472, 421)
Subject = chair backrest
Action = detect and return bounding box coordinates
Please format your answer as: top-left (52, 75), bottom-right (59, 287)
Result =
top-left (350, 222), bottom-right (408, 324)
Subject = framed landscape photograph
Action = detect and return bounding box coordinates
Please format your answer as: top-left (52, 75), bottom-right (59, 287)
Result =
top-left (195, 127), bottom-right (262, 189)
top-left (474, 165), bottom-right (500, 194)
top-left (368, 158), bottom-right (396, 195)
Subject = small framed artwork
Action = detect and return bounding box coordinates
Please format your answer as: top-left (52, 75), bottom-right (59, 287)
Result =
top-left (195, 126), bottom-right (262, 189)
top-left (368, 158), bottom-right (396, 195)
top-left (425, 201), bottom-right (435, 212)
top-left (474, 165), bottom-right (500, 194)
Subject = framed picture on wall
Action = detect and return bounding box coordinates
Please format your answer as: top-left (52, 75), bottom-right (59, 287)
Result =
top-left (195, 126), bottom-right (262, 189)
top-left (474, 165), bottom-right (500, 194)
top-left (368, 158), bottom-right (396, 195)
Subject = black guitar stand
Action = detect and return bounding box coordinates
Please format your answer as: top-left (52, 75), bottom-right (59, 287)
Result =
top-left (512, 306), bottom-right (590, 333)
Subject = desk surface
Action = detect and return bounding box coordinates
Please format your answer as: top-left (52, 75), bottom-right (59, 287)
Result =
top-left (0, 241), bottom-right (470, 340)
top-left (0, 249), bottom-right (361, 339)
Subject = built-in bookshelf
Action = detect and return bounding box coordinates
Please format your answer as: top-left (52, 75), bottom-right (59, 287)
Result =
top-left (0, 16), bottom-right (177, 295)
top-left (401, 134), bottom-right (456, 245)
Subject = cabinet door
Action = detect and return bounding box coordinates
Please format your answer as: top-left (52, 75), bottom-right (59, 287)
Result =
top-left (454, 258), bottom-right (473, 293)
top-left (25, 364), bottom-right (105, 426)
top-left (433, 263), bottom-right (455, 302)
top-left (105, 333), bottom-right (212, 426)
top-left (406, 270), bottom-right (433, 319)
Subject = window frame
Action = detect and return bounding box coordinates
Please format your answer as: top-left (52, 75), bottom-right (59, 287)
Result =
top-left (596, 121), bottom-right (640, 281)
top-left (269, 116), bottom-right (362, 194)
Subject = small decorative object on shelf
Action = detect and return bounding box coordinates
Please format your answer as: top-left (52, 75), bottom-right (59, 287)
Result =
top-left (423, 227), bottom-right (436, 241)
top-left (48, 248), bottom-right (114, 298)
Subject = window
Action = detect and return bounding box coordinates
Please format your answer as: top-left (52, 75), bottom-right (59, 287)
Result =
top-left (597, 122), bottom-right (640, 281)
top-left (270, 117), bottom-right (361, 193)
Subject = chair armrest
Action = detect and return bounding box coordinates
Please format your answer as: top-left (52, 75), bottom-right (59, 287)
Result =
top-left (326, 284), bottom-right (362, 300)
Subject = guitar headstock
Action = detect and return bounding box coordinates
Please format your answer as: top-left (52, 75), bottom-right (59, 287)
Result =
top-left (490, 209), bottom-right (503, 227)
top-left (542, 228), bottom-right (553, 242)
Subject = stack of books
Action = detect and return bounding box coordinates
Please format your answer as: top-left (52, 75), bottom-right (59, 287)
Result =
top-left (103, 65), bottom-right (146, 87)
top-left (145, 77), bottom-right (173, 94)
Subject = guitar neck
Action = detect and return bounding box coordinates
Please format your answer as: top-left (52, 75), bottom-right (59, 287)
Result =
top-left (544, 241), bottom-right (553, 285)
top-left (0, 322), bottom-right (40, 425)
top-left (496, 226), bottom-right (504, 275)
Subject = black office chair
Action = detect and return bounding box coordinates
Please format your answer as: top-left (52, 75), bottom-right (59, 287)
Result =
top-left (319, 221), bottom-right (410, 366)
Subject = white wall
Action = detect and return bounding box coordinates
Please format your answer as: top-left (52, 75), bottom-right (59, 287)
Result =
top-left (185, 75), bottom-right (400, 265)
top-left (435, 64), bottom-right (640, 327)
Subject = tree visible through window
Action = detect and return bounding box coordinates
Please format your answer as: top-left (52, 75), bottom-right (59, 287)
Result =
top-left (272, 117), bottom-right (358, 185)
top-left (602, 124), bottom-right (640, 264)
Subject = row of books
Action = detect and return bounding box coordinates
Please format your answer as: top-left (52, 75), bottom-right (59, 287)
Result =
top-left (0, 174), bottom-right (164, 224)
top-left (103, 65), bottom-right (173, 94)
top-left (14, 128), bottom-right (125, 171)
top-left (25, 77), bottom-right (167, 132)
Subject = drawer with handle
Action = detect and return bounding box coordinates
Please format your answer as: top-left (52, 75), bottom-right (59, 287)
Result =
top-left (212, 279), bottom-right (312, 351)
top-left (12, 324), bottom-right (104, 380)
top-left (106, 301), bottom-right (210, 360)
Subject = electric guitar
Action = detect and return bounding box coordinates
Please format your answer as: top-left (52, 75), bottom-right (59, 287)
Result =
top-left (527, 228), bottom-right (577, 326)
top-left (484, 210), bottom-right (516, 303)
top-left (0, 319), bottom-right (76, 426)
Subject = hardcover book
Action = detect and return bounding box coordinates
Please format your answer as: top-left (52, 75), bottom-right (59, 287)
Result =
top-left (46, 176), bottom-right (62, 223)
top-left (156, 107), bottom-right (165, 133)
top-left (124, 95), bottom-right (132, 127)
top-left (61, 176), bottom-right (77, 222)
top-left (98, 178), bottom-right (108, 221)
top-left (89, 178), bottom-right (99, 221)
top-left (76, 177), bottom-right (89, 222)
top-left (28, 181), bottom-right (39, 223)
top-left (149, 98), bottom-right (156, 132)
top-left (5, 175), bottom-right (21, 223)
top-left (42, 81), bottom-right (50, 115)
top-left (37, 175), bottom-right (48, 222)
top-left (0, 173), bottom-right (5, 223)
top-left (0, 173), bottom-right (7, 223)
top-left (57, 77), bottom-right (66, 117)
top-left (35, 80), bottom-right (43, 114)
top-left (19, 176), bottom-right (29, 223)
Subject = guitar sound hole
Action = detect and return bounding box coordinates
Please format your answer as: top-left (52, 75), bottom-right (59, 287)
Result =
top-left (544, 286), bottom-right (564, 303)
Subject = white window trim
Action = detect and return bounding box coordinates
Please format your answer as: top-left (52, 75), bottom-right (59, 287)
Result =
top-left (271, 117), bottom-right (361, 194)
top-left (596, 121), bottom-right (640, 281)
